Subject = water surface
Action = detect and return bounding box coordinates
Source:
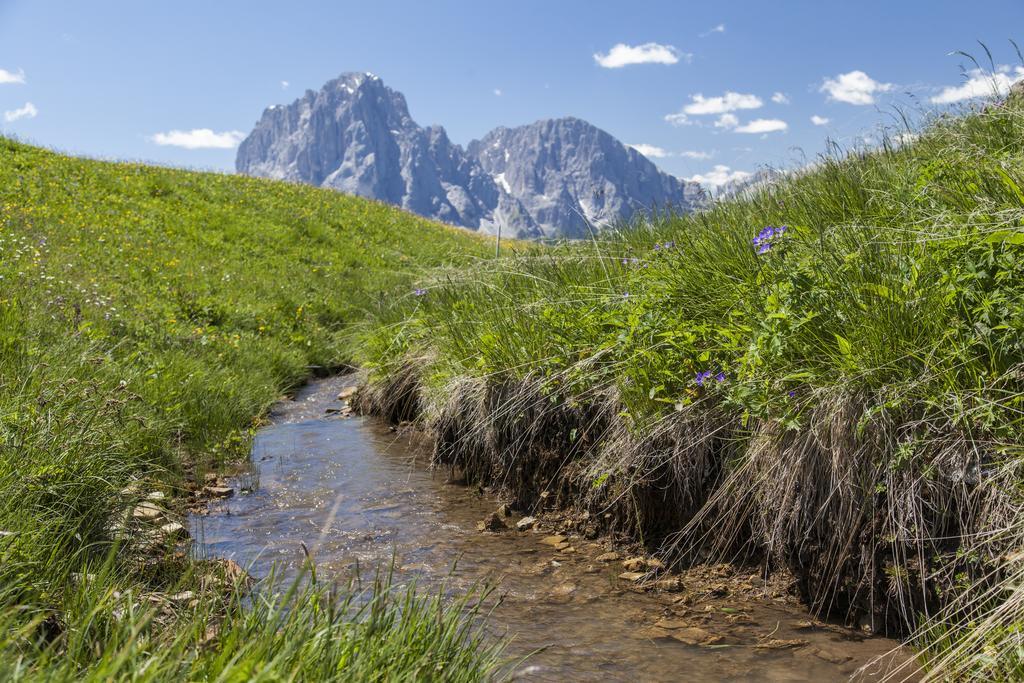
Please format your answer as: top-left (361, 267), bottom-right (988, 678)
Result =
top-left (194, 377), bottom-right (917, 682)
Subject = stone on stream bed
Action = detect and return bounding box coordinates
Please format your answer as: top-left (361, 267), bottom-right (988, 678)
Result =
top-left (595, 551), bottom-right (621, 562)
top-left (539, 535), bottom-right (567, 547)
top-left (515, 516), bottom-right (537, 531)
top-left (477, 512), bottom-right (507, 532)
top-left (204, 486), bottom-right (234, 499)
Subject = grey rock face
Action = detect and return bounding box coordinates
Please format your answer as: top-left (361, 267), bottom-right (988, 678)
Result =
top-left (237, 73), bottom-right (705, 238)
top-left (468, 118), bottom-right (705, 238)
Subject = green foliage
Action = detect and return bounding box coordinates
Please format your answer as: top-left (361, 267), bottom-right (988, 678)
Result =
top-left (358, 98), bottom-right (1024, 678)
top-left (0, 139), bottom-right (499, 680)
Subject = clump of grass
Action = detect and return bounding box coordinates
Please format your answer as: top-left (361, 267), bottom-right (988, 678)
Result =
top-left (0, 139), bottom-right (506, 679)
top-left (0, 560), bottom-right (504, 682)
top-left (357, 90), bottom-right (1024, 677)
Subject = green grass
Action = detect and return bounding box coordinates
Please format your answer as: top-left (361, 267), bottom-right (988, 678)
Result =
top-left (0, 138), bottom-right (506, 680)
top-left (357, 96), bottom-right (1024, 679)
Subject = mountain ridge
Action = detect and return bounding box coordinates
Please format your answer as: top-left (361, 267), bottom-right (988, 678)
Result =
top-left (236, 73), bottom-right (705, 238)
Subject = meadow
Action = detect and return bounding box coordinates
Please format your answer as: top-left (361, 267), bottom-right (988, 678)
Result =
top-left (357, 94), bottom-right (1024, 679)
top-left (0, 137), bottom-right (506, 680)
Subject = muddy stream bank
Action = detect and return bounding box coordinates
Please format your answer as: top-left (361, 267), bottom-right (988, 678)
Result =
top-left (191, 377), bottom-right (917, 682)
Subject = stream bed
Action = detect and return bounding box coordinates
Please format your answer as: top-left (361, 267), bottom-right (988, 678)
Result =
top-left (192, 377), bottom-right (917, 682)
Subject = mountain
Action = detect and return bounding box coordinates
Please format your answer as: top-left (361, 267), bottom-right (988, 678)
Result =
top-left (236, 73), bottom-right (706, 239)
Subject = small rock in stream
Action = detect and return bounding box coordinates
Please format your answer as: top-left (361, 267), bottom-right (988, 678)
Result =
top-left (595, 551), bottom-right (621, 563)
top-left (204, 486), bottom-right (234, 499)
top-left (539, 535), bottom-right (567, 547)
top-left (477, 512), bottom-right (507, 532)
top-left (515, 516), bottom-right (537, 531)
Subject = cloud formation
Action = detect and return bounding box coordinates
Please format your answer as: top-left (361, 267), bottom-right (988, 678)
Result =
top-left (734, 118), bottom-right (788, 134)
top-left (594, 43), bottom-right (686, 68)
top-left (149, 128), bottom-right (246, 149)
top-left (810, 114), bottom-right (830, 126)
top-left (699, 24), bottom-right (726, 37)
top-left (664, 112), bottom-right (693, 127)
top-left (688, 164), bottom-right (750, 189)
top-left (821, 70), bottom-right (892, 105)
top-left (771, 92), bottom-right (790, 104)
top-left (683, 91), bottom-right (763, 115)
top-left (714, 113), bottom-right (739, 129)
top-left (627, 143), bottom-right (670, 158)
top-left (4, 102), bottom-right (37, 122)
top-left (0, 68), bottom-right (25, 85)
top-left (680, 150), bottom-right (713, 160)
top-left (931, 65), bottom-right (1024, 104)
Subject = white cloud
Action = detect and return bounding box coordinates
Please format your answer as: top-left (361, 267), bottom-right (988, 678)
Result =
top-left (680, 150), bottom-right (713, 160)
top-left (683, 91), bottom-right (763, 115)
top-left (735, 118), bottom-right (788, 134)
top-left (493, 88), bottom-right (503, 96)
top-left (931, 65), bottom-right (1024, 104)
top-left (821, 70), bottom-right (892, 105)
top-left (688, 164), bottom-right (750, 189)
top-left (594, 42), bottom-right (686, 68)
top-left (149, 128), bottom-right (246, 149)
top-left (4, 102), bottom-right (37, 122)
top-left (0, 68), bottom-right (25, 85)
top-left (713, 113), bottom-right (739, 129)
top-left (810, 114), bottom-right (830, 126)
top-left (627, 143), bottom-right (670, 158)
top-left (771, 92), bottom-right (790, 105)
top-left (664, 112), bottom-right (693, 127)
top-left (700, 23), bottom-right (726, 37)
top-left (281, 80), bottom-right (289, 89)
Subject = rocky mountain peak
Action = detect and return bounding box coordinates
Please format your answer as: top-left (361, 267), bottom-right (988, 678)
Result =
top-left (236, 74), bottom-right (705, 238)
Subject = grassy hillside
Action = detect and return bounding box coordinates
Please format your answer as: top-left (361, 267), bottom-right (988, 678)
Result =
top-left (358, 97), bottom-right (1024, 679)
top-left (0, 139), bottom-right (506, 680)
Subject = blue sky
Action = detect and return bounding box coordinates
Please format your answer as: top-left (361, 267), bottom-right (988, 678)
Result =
top-left (1, 1), bottom-right (1023, 188)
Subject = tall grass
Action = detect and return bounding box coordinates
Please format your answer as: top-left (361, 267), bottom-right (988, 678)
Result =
top-left (357, 93), bottom-right (1024, 678)
top-left (0, 138), bottom-right (506, 679)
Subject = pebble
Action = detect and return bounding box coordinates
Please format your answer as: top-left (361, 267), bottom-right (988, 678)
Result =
top-left (539, 535), bottom-right (567, 547)
top-left (159, 522), bottom-right (189, 540)
top-left (595, 551), bottom-right (621, 562)
top-left (515, 516), bottom-right (538, 531)
top-left (204, 486), bottom-right (234, 499)
top-left (618, 571), bottom-right (646, 583)
top-left (477, 512), bottom-right (506, 531)
top-left (132, 503), bottom-right (163, 521)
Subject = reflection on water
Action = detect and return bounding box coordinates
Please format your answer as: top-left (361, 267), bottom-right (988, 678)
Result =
top-left (193, 377), bottom-right (917, 682)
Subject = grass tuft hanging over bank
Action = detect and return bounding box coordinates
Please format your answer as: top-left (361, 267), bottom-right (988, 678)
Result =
top-left (357, 94), bottom-right (1024, 679)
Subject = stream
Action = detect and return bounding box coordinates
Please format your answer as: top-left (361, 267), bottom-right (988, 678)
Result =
top-left (192, 377), bottom-right (917, 682)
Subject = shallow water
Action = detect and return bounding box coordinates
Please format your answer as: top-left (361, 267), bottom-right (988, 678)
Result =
top-left (193, 377), bottom-right (918, 682)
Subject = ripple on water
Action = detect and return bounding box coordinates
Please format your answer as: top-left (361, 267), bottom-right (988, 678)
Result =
top-left (193, 377), bottom-right (919, 683)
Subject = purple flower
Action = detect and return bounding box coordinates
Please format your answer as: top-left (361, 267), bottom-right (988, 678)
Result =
top-left (413, 288), bottom-right (427, 297)
top-left (715, 371), bottom-right (726, 382)
top-left (695, 370), bottom-right (712, 387)
top-left (788, 390), bottom-right (796, 398)
top-left (653, 243), bottom-right (662, 251)
top-left (757, 243), bottom-right (771, 254)
top-left (622, 291), bottom-right (631, 299)
top-left (776, 224), bottom-right (788, 234)
top-left (663, 241), bottom-right (675, 249)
